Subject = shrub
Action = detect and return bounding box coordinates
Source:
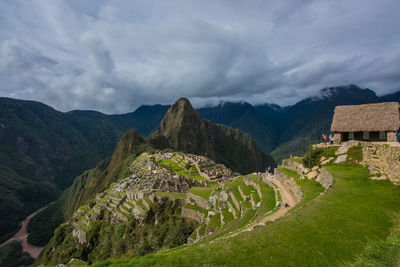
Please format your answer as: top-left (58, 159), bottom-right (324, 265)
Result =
top-left (302, 146), bottom-right (323, 168)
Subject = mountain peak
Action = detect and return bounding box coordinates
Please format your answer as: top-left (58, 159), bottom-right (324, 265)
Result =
top-left (157, 97), bottom-right (202, 138)
top-left (153, 97), bottom-right (275, 173)
top-left (169, 97), bottom-right (195, 113)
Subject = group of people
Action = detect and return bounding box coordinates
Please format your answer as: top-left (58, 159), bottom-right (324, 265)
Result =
top-left (322, 133), bottom-right (334, 145)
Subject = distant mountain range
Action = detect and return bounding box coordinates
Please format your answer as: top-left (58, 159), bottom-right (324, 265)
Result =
top-left (0, 84), bottom-right (398, 243)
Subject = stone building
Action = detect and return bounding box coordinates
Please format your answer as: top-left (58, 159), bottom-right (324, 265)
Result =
top-left (331, 102), bottom-right (400, 144)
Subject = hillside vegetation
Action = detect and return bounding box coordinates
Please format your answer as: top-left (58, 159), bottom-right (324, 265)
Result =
top-left (88, 148), bottom-right (400, 266)
top-left (30, 98), bottom-right (275, 248)
top-left (0, 98), bottom-right (167, 242)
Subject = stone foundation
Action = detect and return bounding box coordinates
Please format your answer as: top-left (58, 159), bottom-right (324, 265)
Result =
top-left (361, 142), bottom-right (400, 184)
top-left (334, 133), bottom-right (342, 145)
top-left (387, 131), bottom-right (397, 142)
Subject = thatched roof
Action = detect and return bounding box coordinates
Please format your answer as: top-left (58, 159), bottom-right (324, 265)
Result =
top-left (331, 102), bottom-right (400, 132)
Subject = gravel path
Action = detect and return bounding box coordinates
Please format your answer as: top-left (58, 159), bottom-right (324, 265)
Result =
top-left (234, 175), bottom-right (299, 235)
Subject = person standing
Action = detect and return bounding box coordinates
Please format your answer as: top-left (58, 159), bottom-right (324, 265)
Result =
top-left (323, 134), bottom-right (328, 146)
top-left (329, 134), bottom-right (334, 145)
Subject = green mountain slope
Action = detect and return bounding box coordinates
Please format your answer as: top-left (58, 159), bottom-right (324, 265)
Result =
top-left (0, 98), bottom-right (166, 243)
top-left (199, 102), bottom-right (280, 152)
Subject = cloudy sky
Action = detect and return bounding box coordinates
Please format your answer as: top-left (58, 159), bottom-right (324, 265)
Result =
top-left (0, 0), bottom-right (399, 113)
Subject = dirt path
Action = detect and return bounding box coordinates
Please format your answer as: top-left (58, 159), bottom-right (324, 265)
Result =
top-left (0, 204), bottom-right (51, 258)
top-left (232, 175), bottom-right (299, 236)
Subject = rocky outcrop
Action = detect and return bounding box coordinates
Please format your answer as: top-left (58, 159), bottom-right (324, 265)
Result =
top-left (316, 168), bottom-right (333, 191)
top-left (335, 140), bottom-right (359, 155)
top-left (273, 169), bottom-right (302, 202)
top-left (334, 154), bottom-right (347, 163)
top-left (361, 143), bottom-right (400, 184)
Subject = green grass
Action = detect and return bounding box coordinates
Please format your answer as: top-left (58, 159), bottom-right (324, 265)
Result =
top-left (183, 203), bottom-right (208, 217)
top-left (347, 144), bottom-right (363, 163)
top-left (227, 196), bottom-right (239, 217)
top-left (278, 167), bottom-right (300, 179)
top-left (224, 177), bottom-right (247, 202)
top-left (239, 183), bottom-right (254, 196)
top-left (321, 146), bottom-right (339, 157)
top-left (189, 187), bottom-right (213, 200)
top-left (291, 157), bottom-right (303, 164)
top-left (208, 213), bottom-right (221, 229)
top-left (135, 199), bottom-right (147, 211)
top-left (157, 159), bottom-right (207, 181)
top-left (344, 215), bottom-right (400, 266)
top-left (93, 163), bottom-right (400, 266)
top-left (221, 208), bottom-right (234, 224)
top-left (251, 191), bottom-right (261, 204)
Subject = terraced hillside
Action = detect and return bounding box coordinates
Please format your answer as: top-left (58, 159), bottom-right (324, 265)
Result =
top-left (38, 141), bottom-right (344, 267)
top-left (83, 143), bottom-right (400, 267)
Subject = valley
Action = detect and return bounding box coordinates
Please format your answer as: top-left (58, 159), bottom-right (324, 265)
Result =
top-left (1, 89), bottom-right (400, 266)
top-left (0, 204), bottom-right (49, 258)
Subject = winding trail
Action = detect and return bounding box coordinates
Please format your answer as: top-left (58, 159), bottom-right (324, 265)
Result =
top-left (231, 175), bottom-right (298, 236)
top-left (0, 204), bottom-right (51, 258)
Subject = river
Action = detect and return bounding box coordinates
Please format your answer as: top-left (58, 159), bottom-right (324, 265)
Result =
top-left (0, 204), bottom-right (51, 258)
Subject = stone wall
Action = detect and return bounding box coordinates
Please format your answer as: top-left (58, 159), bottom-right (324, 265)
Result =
top-left (229, 191), bottom-right (241, 211)
top-left (243, 177), bottom-right (262, 199)
top-left (334, 133), bottom-right (342, 145)
top-left (282, 159), bottom-right (309, 177)
top-left (361, 142), bottom-right (400, 184)
top-left (273, 169), bottom-right (303, 202)
top-left (186, 192), bottom-right (210, 210)
top-left (181, 207), bottom-right (204, 223)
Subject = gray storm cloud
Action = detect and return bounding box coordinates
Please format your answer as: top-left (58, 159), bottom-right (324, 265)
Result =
top-left (0, 0), bottom-right (399, 113)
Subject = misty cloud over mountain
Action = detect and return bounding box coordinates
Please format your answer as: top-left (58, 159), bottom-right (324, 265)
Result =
top-left (0, 0), bottom-right (400, 113)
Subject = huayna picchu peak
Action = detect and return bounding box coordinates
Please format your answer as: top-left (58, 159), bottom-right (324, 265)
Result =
top-left (153, 97), bottom-right (276, 174)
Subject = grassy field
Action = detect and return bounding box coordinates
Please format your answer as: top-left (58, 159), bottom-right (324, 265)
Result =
top-left (157, 159), bottom-right (207, 181)
top-left (189, 187), bottom-right (213, 200)
top-left (93, 163), bottom-right (400, 266)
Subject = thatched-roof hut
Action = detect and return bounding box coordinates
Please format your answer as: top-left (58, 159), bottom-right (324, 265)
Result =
top-left (331, 102), bottom-right (400, 144)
